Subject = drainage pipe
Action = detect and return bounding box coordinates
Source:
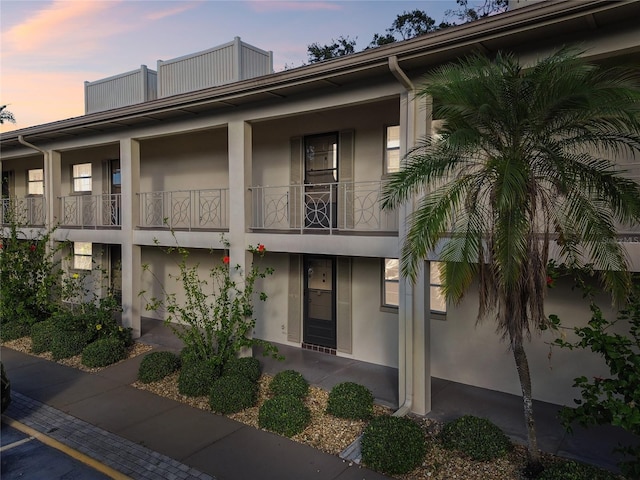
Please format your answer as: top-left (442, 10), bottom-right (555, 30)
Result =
top-left (388, 55), bottom-right (414, 417)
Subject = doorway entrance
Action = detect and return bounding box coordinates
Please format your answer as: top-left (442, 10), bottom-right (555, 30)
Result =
top-left (304, 133), bottom-right (338, 229)
top-left (303, 256), bottom-right (336, 349)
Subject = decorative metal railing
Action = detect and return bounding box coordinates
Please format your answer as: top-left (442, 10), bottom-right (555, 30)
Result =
top-left (60, 194), bottom-right (121, 228)
top-left (250, 181), bottom-right (398, 233)
top-left (139, 189), bottom-right (229, 230)
top-left (0, 196), bottom-right (46, 227)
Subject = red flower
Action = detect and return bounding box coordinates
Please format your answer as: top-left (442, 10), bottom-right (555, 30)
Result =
top-left (546, 276), bottom-right (554, 287)
top-left (29, 244), bottom-right (36, 252)
top-left (223, 256), bottom-right (230, 264)
top-left (257, 244), bottom-right (265, 253)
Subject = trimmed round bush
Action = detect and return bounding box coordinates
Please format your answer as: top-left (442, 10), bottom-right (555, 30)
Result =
top-left (30, 320), bottom-right (56, 354)
top-left (537, 460), bottom-right (619, 480)
top-left (440, 415), bottom-right (512, 461)
top-left (178, 357), bottom-right (220, 397)
top-left (326, 382), bottom-right (374, 420)
top-left (138, 351), bottom-right (180, 383)
top-left (361, 415), bottom-right (427, 475)
top-left (81, 338), bottom-right (127, 368)
top-left (269, 370), bottom-right (309, 399)
top-left (51, 330), bottom-right (92, 360)
top-left (209, 374), bottom-right (258, 414)
top-left (0, 321), bottom-right (30, 342)
top-left (223, 357), bottom-right (261, 383)
top-left (258, 394), bottom-right (311, 437)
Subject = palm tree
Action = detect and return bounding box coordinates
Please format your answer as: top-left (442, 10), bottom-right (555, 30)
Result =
top-left (0, 105), bottom-right (16, 124)
top-left (382, 48), bottom-right (640, 469)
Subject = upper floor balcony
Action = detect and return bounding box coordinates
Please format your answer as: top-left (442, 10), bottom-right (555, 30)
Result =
top-left (250, 181), bottom-right (398, 234)
top-left (60, 194), bottom-right (121, 229)
top-left (138, 189), bottom-right (229, 231)
top-left (1, 196), bottom-right (46, 227)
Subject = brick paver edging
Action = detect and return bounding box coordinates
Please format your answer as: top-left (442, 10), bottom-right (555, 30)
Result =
top-left (3, 391), bottom-right (215, 480)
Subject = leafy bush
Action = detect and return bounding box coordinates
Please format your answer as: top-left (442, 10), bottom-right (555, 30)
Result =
top-left (50, 330), bottom-right (92, 360)
top-left (269, 370), bottom-right (309, 399)
top-left (0, 321), bottom-right (30, 342)
top-left (81, 338), bottom-right (127, 368)
top-left (209, 375), bottom-right (257, 414)
top-left (326, 382), bottom-right (373, 420)
top-left (178, 356), bottom-right (221, 397)
top-left (537, 460), bottom-right (619, 480)
top-left (223, 356), bottom-right (261, 382)
top-left (1, 362), bottom-right (10, 414)
top-left (440, 415), bottom-right (512, 461)
top-left (258, 394), bottom-right (310, 437)
top-left (30, 320), bottom-right (56, 354)
top-left (138, 351), bottom-right (180, 383)
top-left (361, 415), bottom-right (427, 474)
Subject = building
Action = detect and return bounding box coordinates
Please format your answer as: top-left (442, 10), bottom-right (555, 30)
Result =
top-left (1, 0), bottom-right (639, 416)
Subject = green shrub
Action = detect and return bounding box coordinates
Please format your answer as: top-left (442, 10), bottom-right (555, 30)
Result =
top-left (178, 357), bottom-right (220, 397)
top-left (326, 382), bottom-right (374, 420)
top-left (537, 460), bottom-right (619, 480)
top-left (30, 320), bottom-right (56, 354)
top-left (269, 370), bottom-right (309, 399)
top-left (51, 330), bottom-right (92, 360)
top-left (137, 351), bottom-right (180, 383)
top-left (81, 338), bottom-right (127, 368)
top-left (361, 415), bottom-right (427, 474)
top-left (223, 356), bottom-right (261, 383)
top-left (440, 415), bottom-right (512, 461)
top-left (258, 394), bottom-right (311, 437)
top-left (209, 375), bottom-right (258, 414)
top-left (0, 321), bottom-right (30, 342)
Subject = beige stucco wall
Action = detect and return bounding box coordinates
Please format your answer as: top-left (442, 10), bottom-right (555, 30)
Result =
top-left (430, 278), bottom-right (621, 406)
top-left (2, 154), bottom-right (43, 197)
top-left (139, 128), bottom-right (229, 192)
top-left (60, 144), bottom-right (119, 196)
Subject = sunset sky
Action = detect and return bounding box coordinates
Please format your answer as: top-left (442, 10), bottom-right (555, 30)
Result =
top-left (1, 0), bottom-right (454, 133)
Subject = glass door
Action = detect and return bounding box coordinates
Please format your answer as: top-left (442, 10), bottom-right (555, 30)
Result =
top-left (303, 256), bottom-right (337, 349)
top-left (304, 133), bottom-right (338, 229)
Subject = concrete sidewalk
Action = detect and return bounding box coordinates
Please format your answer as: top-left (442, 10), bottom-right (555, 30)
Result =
top-left (1, 347), bottom-right (390, 480)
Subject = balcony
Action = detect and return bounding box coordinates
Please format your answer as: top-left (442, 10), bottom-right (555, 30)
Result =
top-left (60, 194), bottom-right (121, 229)
top-left (250, 181), bottom-right (398, 234)
top-left (1, 196), bottom-right (46, 227)
top-left (138, 189), bottom-right (229, 231)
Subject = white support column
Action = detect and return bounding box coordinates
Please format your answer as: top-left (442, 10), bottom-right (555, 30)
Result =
top-left (49, 150), bottom-right (62, 226)
top-left (120, 138), bottom-right (142, 338)
top-left (227, 120), bottom-right (253, 279)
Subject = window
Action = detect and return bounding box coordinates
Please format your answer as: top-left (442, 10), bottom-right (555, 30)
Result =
top-left (72, 163), bottom-right (92, 192)
top-left (73, 242), bottom-right (92, 270)
top-left (27, 169), bottom-right (44, 195)
top-left (384, 125), bottom-right (400, 174)
top-left (429, 262), bottom-right (447, 316)
top-left (382, 258), bottom-right (399, 308)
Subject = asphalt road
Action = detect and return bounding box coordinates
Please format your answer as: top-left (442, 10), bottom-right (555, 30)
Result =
top-left (1, 422), bottom-right (112, 480)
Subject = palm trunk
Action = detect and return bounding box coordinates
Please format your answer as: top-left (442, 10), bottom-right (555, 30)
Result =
top-left (512, 335), bottom-right (542, 469)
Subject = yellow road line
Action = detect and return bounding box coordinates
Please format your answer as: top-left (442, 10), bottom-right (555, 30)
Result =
top-left (2, 415), bottom-right (132, 480)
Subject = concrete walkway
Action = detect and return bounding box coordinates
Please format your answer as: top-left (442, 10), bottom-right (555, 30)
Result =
top-left (1, 346), bottom-right (390, 480)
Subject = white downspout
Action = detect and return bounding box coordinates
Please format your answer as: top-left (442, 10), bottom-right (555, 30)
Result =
top-left (389, 56), bottom-right (414, 417)
top-left (18, 135), bottom-right (52, 231)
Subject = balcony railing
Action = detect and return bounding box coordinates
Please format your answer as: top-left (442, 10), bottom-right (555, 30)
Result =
top-left (60, 194), bottom-right (121, 228)
top-left (250, 181), bottom-right (398, 234)
top-left (1, 196), bottom-right (46, 227)
top-left (139, 189), bottom-right (229, 230)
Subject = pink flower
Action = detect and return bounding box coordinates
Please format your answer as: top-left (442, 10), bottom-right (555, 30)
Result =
top-left (29, 244), bottom-right (36, 252)
top-left (223, 256), bottom-right (230, 264)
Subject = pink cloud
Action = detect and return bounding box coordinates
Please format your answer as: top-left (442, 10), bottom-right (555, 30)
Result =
top-left (247, 1), bottom-right (342, 13)
top-left (3, 1), bottom-right (117, 54)
top-left (145, 1), bottom-right (202, 21)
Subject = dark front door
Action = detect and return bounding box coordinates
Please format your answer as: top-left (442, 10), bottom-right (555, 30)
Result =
top-left (303, 256), bottom-right (337, 349)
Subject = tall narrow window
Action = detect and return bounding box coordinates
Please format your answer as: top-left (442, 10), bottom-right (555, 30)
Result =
top-left (384, 125), bottom-right (400, 174)
top-left (27, 168), bottom-right (44, 195)
top-left (429, 261), bottom-right (447, 316)
top-left (382, 258), bottom-right (400, 308)
top-left (73, 242), bottom-right (92, 270)
top-left (72, 163), bottom-right (92, 192)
